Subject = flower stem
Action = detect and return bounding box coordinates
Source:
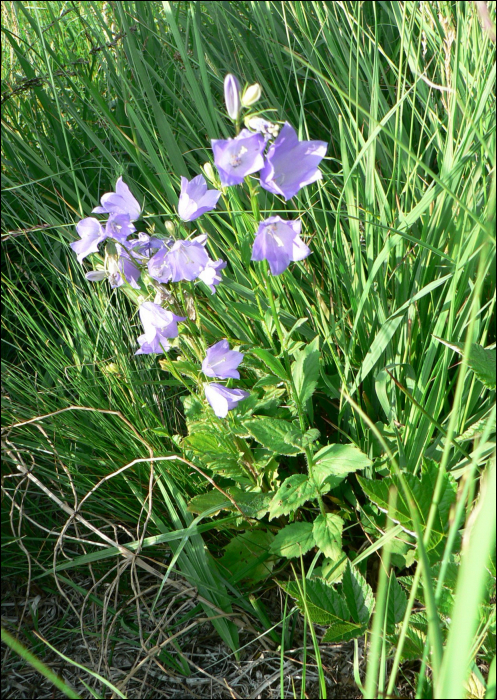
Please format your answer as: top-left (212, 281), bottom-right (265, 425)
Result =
top-left (189, 281), bottom-right (206, 349)
top-left (177, 282), bottom-right (203, 360)
top-left (246, 179), bottom-right (326, 516)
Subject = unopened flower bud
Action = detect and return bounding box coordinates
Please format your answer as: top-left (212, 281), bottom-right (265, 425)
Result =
top-left (85, 270), bottom-right (107, 282)
top-left (224, 73), bottom-right (241, 120)
top-left (241, 83), bottom-right (261, 107)
top-left (105, 239), bottom-right (118, 257)
top-left (202, 162), bottom-right (216, 184)
top-left (164, 220), bottom-right (176, 236)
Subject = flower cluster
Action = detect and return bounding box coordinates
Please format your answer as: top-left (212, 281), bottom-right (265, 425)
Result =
top-left (213, 120), bottom-right (327, 203)
top-left (71, 174), bottom-right (227, 356)
top-left (68, 73), bottom-right (328, 420)
top-left (70, 179), bottom-right (142, 289)
top-left (211, 74), bottom-right (327, 275)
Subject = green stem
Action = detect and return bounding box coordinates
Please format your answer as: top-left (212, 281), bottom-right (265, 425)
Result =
top-left (177, 283), bottom-right (203, 360)
top-left (246, 178), bottom-right (325, 516)
top-left (189, 281), bottom-right (206, 350)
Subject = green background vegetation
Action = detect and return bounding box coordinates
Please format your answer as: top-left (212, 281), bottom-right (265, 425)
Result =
top-left (2, 1), bottom-right (495, 698)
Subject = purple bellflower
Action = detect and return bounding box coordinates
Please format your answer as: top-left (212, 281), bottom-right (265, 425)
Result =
top-left (111, 247), bottom-right (141, 289)
top-left (178, 175), bottom-right (221, 222)
top-left (204, 383), bottom-right (250, 418)
top-left (212, 129), bottom-right (266, 187)
top-left (260, 122), bottom-right (328, 200)
top-left (251, 215), bottom-right (311, 276)
top-left (135, 302), bottom-right (185, 355)
top-left (202, 339), bottom-right (244, 379)
top-left (92, 177), bottom-right (142, 221)
top-left (224, 74), bottom-right (241, 120)
top-left (70, 218), bottom-right (106, 263)
top-left (125, 233), bottom-right (170, 261)
top-left (84, 245), bottom-right (141, 289)
top-left (70, 214), bottom-right (135, 264)
top-left (147, 246), bottom-right (173, 283)
top-left (148, 235), bottom-right (209, 283)
top-left (198, 258), bottom-right (227, 294)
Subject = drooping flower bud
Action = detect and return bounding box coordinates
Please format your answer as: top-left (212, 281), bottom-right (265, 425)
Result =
top-left (224, 74), bottom-right (241, 120)
top-left (241, 83), bottom-right (261, 107)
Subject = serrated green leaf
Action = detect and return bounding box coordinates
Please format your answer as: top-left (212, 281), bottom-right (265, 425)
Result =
top-left (253, 375), bottom-right (284, 389)
top-left (322, 621), bottom-right (368, 643)
top-left (187, 490), bottom-right (232, 515)
top-left (251, 347), bottom-right (289, 381)
top-left (283, 425), bottom-right (305, 448)
top-left (219, 530), bottom-right (275, 583)
top-left (183, 431), bottom-right (236, 460)
top-left (183, 429), bottom-right (243, 478)
top-left (181, 394), bottom-right (204, 421)
top-left (321, 554), bottom-right (348, 583)
top-left (284, 578), bottom-right (350, 624)
top-left (435, 339), bottom-right (496, 390)
top-left (269, 522), bottom-right (315, 559)
top-left (313, 443), bottom-right (371, 491)
top-left (459, 410), bottom-right (496, 441)
top-left (342, 561), bottom-right (374, 625)
top-left (357, 460), bottom-right (457, 548)
top-left (399, 625), bottom-right (427, 661)
top-left (268, 475), bottom-right (316, 520)
top-left (385, 573), bottom-right (407, 633)
top-left (467, 344), bottom-right (496, 390)
top-left (303, 428), bottom-right (321, 447)
top-left (313, 513), bottom-right (344, 559)
top-left (229, 488), bottom-right (273, 519)
top-left (243, 417), bottom-right (303, 455)
top-left (292, 336), bottom-right (320, 405)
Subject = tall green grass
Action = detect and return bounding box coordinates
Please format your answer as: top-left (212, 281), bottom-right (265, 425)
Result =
top-left (2, 1), bottom-right (495, 697)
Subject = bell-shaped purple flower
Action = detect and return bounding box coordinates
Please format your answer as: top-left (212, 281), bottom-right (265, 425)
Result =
top-left (212, 129), bottom-right (266, 187)
top-left (110, 247), bottom-right (141, 289)
top-left (135, 302), bottom-right (185, 355)
top-left (202, 339), bottom-right (244, 379)
top-left (251, 215), bottom-right (311, 276)
top-left (204, 383), bottom-right (250, 418)
top-left (178, 175), bottom-right (221, 222)
top-left (84, 247), bottom-right (141, 290)
top-left (198, 258), bottom-right (227, 294)
top-left (148, 235), bottom-right (209, 283)
top-left (147, 246), bottom-right (173, 284)
top-left (104, 213), bottom-right (136, 243)
top-left (70, 215), bottom-right (136, 264)
top-left (70, 217), bottom-right (107, 263)
top-left (92, 177), bottom-right (142, 221)
top-left (125, 233), bottom-right (170, 261)
top-left (224, 74), bottom-right (241, 120)
top-left (260, 122), bottom-right (328, 200)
